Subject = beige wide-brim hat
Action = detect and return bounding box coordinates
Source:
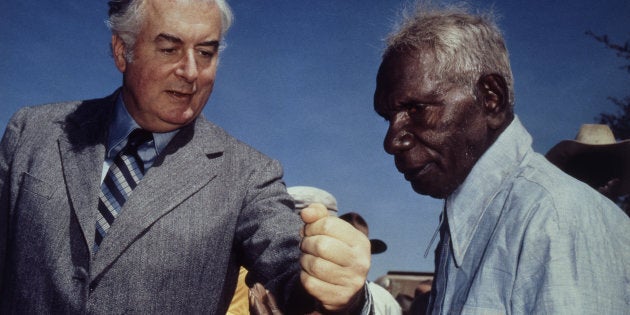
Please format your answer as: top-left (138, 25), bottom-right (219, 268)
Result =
top-left (546, 124), bottom-right (630, 194)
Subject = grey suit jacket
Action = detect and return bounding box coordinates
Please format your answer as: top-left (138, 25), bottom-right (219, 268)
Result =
top-left (0, 91), bottom-right (312, 314)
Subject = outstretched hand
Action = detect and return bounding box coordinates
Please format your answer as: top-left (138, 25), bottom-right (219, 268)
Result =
top-left (299, 203), bottom-right (371, 312)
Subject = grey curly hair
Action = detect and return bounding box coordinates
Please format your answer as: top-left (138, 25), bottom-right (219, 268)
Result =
top-left (384, 2), bottom-right (514, 108)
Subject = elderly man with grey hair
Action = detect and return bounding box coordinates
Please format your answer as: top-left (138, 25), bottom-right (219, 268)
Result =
top-left (374, 3), bottom-right (630, 315)
top-left (0, 0), bottom-right (371, 313)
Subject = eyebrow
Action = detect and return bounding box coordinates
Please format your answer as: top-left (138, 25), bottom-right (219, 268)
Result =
top-left (156, 33), bottom-right (220, 48)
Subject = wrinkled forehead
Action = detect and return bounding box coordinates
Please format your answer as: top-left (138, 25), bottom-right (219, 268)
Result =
top-left (374, 49), bottom-right (445, 102)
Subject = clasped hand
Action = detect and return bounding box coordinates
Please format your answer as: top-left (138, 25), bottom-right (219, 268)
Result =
top-left (299, 203), bottom-right (371, 312)
top-left (249, 203), bottom-right (371, 314)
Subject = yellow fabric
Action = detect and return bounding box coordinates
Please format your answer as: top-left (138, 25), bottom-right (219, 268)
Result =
top-left (226, 267), bottom-right (250, 315)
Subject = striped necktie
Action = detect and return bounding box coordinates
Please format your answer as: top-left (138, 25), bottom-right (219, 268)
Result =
top-left (94, 129), bottom-right (153, 251)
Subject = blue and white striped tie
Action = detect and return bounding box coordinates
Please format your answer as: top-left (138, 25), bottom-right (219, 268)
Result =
top-left (94, 129), bottom-right (153, 251)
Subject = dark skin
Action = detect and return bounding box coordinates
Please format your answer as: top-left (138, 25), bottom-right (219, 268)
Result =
top-left (374, 48), bottom-right (514, 198)
top-left (249, 283), bottom-right (283, 315)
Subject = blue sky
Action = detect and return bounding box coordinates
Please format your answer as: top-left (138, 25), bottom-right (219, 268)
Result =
top-left (1, 0), bottom-right (629, 280)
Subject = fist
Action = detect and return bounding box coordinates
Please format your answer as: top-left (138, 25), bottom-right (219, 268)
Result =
top-left (299, 203), bottom-right (371, 312)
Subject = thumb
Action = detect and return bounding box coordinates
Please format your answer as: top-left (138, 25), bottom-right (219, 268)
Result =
top-left (300, 203), bottom-right (329, 224)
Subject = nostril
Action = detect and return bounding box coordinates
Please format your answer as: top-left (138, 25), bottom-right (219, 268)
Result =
top-left (397, 131), bottom-right (414, 147)
top-left (385, 130), bottom-right (414, 154)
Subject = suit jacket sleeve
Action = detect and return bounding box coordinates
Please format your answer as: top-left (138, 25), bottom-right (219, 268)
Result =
top-left (0, 108), bottom-right (28, 291)
top-left (232, 154), bottom-right (318, 312)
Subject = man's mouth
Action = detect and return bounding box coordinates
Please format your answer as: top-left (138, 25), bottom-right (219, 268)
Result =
top-left (167, 90), bottom-right (193, 98)
top-left (402, 163), bottom-right (434, 181)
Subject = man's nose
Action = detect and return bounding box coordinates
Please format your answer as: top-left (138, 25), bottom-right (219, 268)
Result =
top-left (176, 52), bottom-right (198, 82)
top-left (384, 118), bottom-right (414, 155)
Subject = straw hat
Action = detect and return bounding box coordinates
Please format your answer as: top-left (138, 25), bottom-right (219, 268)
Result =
top-left (545, 124), bottom-right (630, 195)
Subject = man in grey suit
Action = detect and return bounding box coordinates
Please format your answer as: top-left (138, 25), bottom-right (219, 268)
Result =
top-left (0, 0), bottom-right (371, 313)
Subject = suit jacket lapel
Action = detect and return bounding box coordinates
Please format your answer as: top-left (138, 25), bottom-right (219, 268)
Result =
top-left (91, 116), bottom-right (226, 278)
top-left (58, 93), bottom-right (117, 253)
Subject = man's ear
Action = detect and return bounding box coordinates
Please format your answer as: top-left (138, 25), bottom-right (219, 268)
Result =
top-left (477, 73), bottom-right (510, 130)
top-left (112, 34), bottom-right (127, 73)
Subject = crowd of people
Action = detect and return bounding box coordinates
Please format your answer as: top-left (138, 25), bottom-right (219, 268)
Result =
top-left (1, 0), bottom-right (628, 314)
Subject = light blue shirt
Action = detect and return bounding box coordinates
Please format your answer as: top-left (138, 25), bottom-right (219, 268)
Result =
top-left (427, 117), bottom-right (630, 314)
top-left (101, 95), bottom-right (178, 182)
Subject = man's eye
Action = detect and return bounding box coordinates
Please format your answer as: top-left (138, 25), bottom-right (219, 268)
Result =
top-left (160, 48), bottom-right (176, 54)
top-left (198, 50), bottom-right (215, 58)
top-left (404, 103), bottom-right (426, 114)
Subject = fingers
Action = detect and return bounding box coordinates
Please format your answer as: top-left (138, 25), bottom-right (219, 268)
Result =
top-left (300, 203), bottom-right (329, 224)
top-left (303, 215), bottom-right (370, 249)
top-left (249, 283), bottom-right (283, 315)
top-left (249, 283), bottom-right (268, 315)
top-left (299, 203), bottom-right (371, 312)
top-left (300, 234), bottom-right (358, 266)
top-left (263, 286), bottom-right (282, 315)
top-left (300, 252), bottom-right (368, 286)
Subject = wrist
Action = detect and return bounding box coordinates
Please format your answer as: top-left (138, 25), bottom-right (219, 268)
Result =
top-left (318, 283), bottom-right (367, 315)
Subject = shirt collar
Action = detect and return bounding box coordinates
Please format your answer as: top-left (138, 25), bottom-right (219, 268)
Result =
top-left (106, 94), bottom-right (179, 158)
top-left (445, 116), bottom-right (533, 267)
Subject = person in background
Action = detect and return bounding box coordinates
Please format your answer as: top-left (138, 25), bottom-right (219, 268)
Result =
top-left (546, 124), bottom-right (630, 216)
top-left (227, 267), bottom-right (251, 315)
top-left (373, 2), bottom-right (630, 314)
top-left (0, 0), bottom-right (371, 313)
top-left (407, 280), bottom-right (432, 315)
